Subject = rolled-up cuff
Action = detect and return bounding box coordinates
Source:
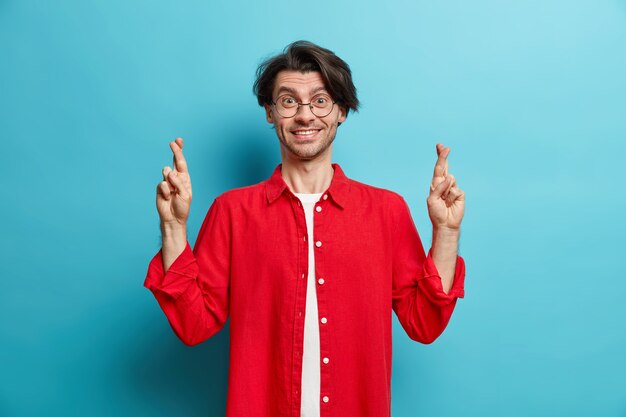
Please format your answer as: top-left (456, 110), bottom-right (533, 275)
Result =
top-left (418, 251), bottom-right (466, 305)
top-left (143, 241), bottom-right (199, 299)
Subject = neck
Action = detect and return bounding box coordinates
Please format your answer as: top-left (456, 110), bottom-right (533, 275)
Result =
top-left (280, 153), bottom-right (334, 194)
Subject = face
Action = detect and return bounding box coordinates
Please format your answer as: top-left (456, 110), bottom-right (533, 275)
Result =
top-left (264, 70), bottom-right (347, 161)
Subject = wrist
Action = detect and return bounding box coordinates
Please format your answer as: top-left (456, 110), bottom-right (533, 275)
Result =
top-left (431, 226), bottom-right (460, 258)
top-left (433, 225), bottom-right (460, 237)
top-left (161, 221), bottom-right (187, 237)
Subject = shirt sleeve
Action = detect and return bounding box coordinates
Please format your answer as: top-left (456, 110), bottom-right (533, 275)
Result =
top-left (391, 195), bottom-right (466, 344)
top-left (143, 197), bottom-right (231, 346)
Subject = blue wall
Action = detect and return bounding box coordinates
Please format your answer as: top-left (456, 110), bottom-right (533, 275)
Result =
top-left (1, 1), bottom-right (625, 416)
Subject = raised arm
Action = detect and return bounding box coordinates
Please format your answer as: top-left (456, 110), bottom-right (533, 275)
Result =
top-left (391, 144), bottom-right (467, 344)
top-left (145, 138), bottom-right (230, 346)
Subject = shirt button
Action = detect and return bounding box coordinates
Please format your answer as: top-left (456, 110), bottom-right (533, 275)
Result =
top-left (323, 357), bottom-right (329, 364)
top-left (318, 278), bottom-right (325, 285)
top-left (315, 240), bottom-right (322, 248)
top-left (322, 396), bottom-right (329, 403)
top-left (323, 194), bottom-right (328, 200)
top-left (320, 317), bottom-right (327, 324)
top-left (315, 206), bottom-right (322, 212)
top-left (301, 273), bottom-right (305, 279)
top-left (303, 236), bottom-right (306, 241)
top-left (299, 311), bottom-right (302, 317)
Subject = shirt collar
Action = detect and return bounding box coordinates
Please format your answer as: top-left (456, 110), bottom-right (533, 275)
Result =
top-left (265, 162), bottom-right (351, 209)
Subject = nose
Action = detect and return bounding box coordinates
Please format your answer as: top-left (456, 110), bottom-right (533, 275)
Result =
top-left (293, 103), bottom-right (317, 123)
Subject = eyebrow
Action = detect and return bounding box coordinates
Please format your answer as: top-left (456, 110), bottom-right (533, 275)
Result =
top-left (275, 86), bottom-right (328, 97)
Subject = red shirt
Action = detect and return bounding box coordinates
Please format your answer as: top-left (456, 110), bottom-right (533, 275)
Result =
top-left (144, 163), bottom-right (466, 417)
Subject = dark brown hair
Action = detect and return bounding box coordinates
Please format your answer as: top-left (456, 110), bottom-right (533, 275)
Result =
top-left (253, 40), bottom-right (360, 117)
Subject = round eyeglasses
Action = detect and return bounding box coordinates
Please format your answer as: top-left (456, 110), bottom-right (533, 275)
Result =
top-left (272, 93), bottom-right (336, 118)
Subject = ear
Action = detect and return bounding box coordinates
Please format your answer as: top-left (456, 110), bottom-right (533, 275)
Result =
top-left (264, 104), bottom-right (274, 124)
top-left (337, 105), bottom-right (347, 126)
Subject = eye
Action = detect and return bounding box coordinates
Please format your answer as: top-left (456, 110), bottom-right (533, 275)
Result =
top-left (313, 95), bottom-right (331, 106)
top-left (280, 96), bottom-right (297, 107)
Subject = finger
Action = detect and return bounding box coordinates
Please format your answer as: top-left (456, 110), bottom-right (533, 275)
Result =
top-left (174, 137), bottom-right (184, 166)
top-left (433, 145), bottom-right (451, 179)
top-left (431, 175), bottom-right (451, 198)
top-left (162, 166), bottom-right (172, 181)
top-left (162, 166), bottom-right (175, 191)
top-left (167, 170), bottom-right (190, 200)
top-left (157, 181), bottom-right (171, 200)
top-left (445, 189), bottom-right (458, 207)
top-left (430, 156), bottom-right (449, 190)
top-left (442, 174), bottom-right (455, 200)
top-left (445, 187), bottom-right (462, 206)
top-left (436, 144), bottom-right (448, 177)
top-left (170, 138), bottom-right (189, 173)
top-left (430, 175), bottom-right (446, 192)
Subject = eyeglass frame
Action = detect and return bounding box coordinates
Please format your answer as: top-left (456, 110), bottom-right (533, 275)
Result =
top-left (271, 93), bottom-right (337, 118)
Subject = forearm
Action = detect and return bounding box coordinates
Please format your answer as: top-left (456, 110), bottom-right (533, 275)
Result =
top-left (144, 238), bottom-right (228, 347)
top-left (161, 222), bottom-right (188, 272)
top-left (430, 227), bottom-right (460, 294)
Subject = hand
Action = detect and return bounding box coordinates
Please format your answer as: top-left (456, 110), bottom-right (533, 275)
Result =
top-left (156, 137), bottom-right (193, 227)
top-left (427, 143), bottom-right (465, 230)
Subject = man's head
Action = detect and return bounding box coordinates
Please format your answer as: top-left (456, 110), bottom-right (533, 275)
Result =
top-left (253, 41), bottom-right (359, 161)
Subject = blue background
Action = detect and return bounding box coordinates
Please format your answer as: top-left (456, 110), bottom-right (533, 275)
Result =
top-left (1, 1), bottom-right (625, 416)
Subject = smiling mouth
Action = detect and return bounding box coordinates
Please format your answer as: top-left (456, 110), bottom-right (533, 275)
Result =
top-left (291, 129), bottom-right (322, 140)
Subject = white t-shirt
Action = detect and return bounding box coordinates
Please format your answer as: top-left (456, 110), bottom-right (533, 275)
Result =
top-left (295, 192), bottom-right (323, 417)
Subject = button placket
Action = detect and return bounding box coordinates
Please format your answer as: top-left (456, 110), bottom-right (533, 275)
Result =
top-left (292, 195), bottom-right (310, 413)
top-left (313, 193), bottom-right (334, 413)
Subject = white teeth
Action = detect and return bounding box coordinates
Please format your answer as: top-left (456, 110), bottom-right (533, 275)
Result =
top-left (293, 130), bottom-right (318, 135)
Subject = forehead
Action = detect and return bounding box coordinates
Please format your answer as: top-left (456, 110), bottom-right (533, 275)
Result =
top-left (273, 70), bottom-right (328, 97)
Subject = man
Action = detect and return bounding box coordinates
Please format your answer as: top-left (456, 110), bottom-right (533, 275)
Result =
top-left (144, 40), bottom-right (466, 417)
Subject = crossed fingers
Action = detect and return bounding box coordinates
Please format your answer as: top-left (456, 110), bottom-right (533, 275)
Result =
top-left (170, 137), bottom-right (188, 173)
top-left (159, 138), bottom-right (191, 200)
top-left (430, 143), bottom-right (460, 205)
